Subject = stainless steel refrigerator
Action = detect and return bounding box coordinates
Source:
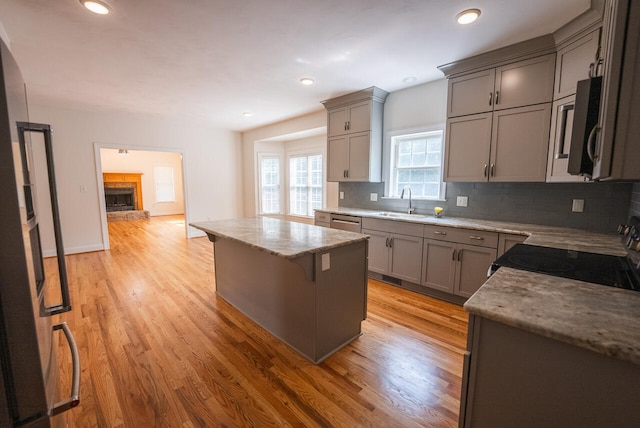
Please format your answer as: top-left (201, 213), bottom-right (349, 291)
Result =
top-left (0, 38), bottom-right (80, 426)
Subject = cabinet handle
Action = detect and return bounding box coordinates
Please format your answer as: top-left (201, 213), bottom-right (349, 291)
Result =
top-left (489, 92), bottom-right (493, 106)
top-left (385, 237), bottom-right (389, 247)
top-left (458, 249), bottom-right (462, 261)
top-left (483, 164), bottom-right (488, 177)
top-left (495, 91), bottom-right (500, 105)
top-left (344, 121), bottom-right (348, 131)
top-left (434, 231), bottom-right (447, 236)
top-left (469, 235), bottom-right (484, 240)
top-left (586, 125), bottom-right (601, 162)
top-left (490, 164), bottom-right (495, 177)
top-left (555, 104), bottom-right (574, 159)
top-left (346, 169), bottom-right (349, 178)
top-left (452, 249), bottom-right (457, 260)
top-left (389, 237), bottom-right (393, 248)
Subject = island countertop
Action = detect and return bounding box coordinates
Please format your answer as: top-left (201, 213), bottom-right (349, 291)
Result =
top-left (190, 217), bottom-right (368, 260)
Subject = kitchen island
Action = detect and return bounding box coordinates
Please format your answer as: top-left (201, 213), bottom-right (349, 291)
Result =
top-left (190, 217), bottom-right (369, 364)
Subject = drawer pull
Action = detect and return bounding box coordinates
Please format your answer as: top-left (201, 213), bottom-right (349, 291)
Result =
top-left (469, 236), bottom-right (484, 240)
top-left (434, 231), bottom-right (447, 236)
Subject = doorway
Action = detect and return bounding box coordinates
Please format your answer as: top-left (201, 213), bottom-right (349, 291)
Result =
top-left (94, 143), bottom-right (189, 250)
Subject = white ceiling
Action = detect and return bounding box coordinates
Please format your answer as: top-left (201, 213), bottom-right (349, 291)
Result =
top-left (0, 0), bottom-right (591, 132)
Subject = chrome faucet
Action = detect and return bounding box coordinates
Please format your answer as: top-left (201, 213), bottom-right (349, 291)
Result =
top-left (400, 186), bottom-right (415, 214)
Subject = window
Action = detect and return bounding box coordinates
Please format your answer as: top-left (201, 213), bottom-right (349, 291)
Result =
top-left (153, 165), bottom-right (175, 203)
top-left (259, 155), bottom-right (281, 214)
top-left (389, 130), bottom-right (445, 199)
top-left (289, 153), bottom-right (323, 217)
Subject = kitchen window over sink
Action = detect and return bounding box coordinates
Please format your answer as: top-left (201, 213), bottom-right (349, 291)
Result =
top-left (389, 129), bottom-right (445, 199)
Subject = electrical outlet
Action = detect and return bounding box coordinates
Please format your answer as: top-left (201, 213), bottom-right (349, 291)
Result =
top-left (572, 199), bottom-right (584, 212)
top-left (339, 191), bottom-right (344, 200)
top-left (457, 196), bottom-right (468, 207)
top-left (370, 193), bottom-right (378, 202)
top-left (321, 253), bottom-right (330, 271)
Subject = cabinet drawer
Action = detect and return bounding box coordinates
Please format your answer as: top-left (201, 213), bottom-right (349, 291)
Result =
top-left (423, 225), bottom-right (498, 248)
top-left (314, 211), bottom-right (330, 223)
top-left (362, 217), bottom-right (423, 237)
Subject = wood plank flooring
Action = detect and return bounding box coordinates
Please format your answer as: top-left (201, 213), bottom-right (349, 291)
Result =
top-left (51, 215), bottom-right (468, 427)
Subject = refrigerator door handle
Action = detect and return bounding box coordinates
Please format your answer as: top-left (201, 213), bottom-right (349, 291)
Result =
top-left (50, 322), bottom-right (80, 415)
top-left (17, 122), bottom-right (72, 315)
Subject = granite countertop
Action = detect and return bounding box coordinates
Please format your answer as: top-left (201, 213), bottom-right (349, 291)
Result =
top-left (316, 207), bottom-right (627, 256)
top-left (318, 207), bottom-right (639, 365)
top-left (190, 217), bottom-right (368, 260)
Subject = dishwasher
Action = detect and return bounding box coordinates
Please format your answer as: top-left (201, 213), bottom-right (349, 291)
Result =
top-left (329, 214), bottom-right (362, 233)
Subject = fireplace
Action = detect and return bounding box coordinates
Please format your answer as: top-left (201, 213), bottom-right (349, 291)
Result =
top-left (105, 187), bottom-right (135, 212)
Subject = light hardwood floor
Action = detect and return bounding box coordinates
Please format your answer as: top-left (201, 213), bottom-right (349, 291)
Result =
top-left (51, 215), bottom-right (468, 427)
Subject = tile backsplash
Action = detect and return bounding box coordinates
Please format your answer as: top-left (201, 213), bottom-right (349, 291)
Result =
top-left (338, 181), bottom-right (634, 234)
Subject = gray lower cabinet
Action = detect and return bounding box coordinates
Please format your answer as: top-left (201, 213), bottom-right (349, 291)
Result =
top-left (461, 315), bottom-right (640, 427)
top-left (497, 233), bottom-right (527, 256)
top-left (363, 228), bottom-right (423, 283)
top-left (422, 240), bottom-right (497, 298)
top-left (422, 225), bottom-right (498, 298)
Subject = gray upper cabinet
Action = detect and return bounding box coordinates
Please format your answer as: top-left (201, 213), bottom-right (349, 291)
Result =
top-left (553, 29), bottom-right (601, 100)
top-left (322, 87), bottom-right (388, 182)
top-left (591, 0), bottom-right (640, 181)
top-left (442, 51), bottom-right (555, 183)
top-left (447, 54), bottom-right (555, 118)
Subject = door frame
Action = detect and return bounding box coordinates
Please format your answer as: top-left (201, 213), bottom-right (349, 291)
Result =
top-left (93, 142), bottom-right (191, 250)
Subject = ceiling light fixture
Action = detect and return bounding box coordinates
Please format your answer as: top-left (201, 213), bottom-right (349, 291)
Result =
top-left (402, 77), bottom-right (417, 84)
top-left (80, 0), bottom-right (111, 15)
top-left (299, 77), bottom-right (315, 86)
top-left (118, 149), bottom-right (128, 156)
top-left (242, 112), bottom-right (253, 117)
top-left (456, 8), bottom-right (481, 25)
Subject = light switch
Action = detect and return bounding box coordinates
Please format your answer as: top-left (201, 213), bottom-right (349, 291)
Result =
top-left (80, 185), bottom-right (88, 193)
top-left (572, 199), bottom-right (584, 212)
top-left (457, 196), bottom-right (468, 207)
top-left (370, 193), bottom-right (378, 202)
top-left (321, 253), bottom-right (330, 271)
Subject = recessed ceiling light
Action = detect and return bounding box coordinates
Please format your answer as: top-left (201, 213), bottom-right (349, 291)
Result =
top-left (80, 0), bottom-right (111, 15)
top-left (299, 77), bottom-right (315, 86)
top-left (242, 112), bottom-right (253, 117)
top-left (402, 77), bottom-right (417, 84)
top-left (456, 8), bottom-right (481, 25)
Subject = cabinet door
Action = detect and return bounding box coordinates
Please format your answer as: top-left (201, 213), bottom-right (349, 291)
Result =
top-left (546, 96), bottom-right (588, 182)
top-left (494, 54), bottom-right (555, 110)
top-left (363, 229), bottom-right (389, 275)
top-left (497, 233), bottom-right (527, 257)
top-left (454, 245), bottom-right (497, 298)
top-left (327, 107), bottom-right (349, 137)
top-left (346, 132), bottom-right (372, 181)
top-left (444, 113), bottom-right (492, 182)
top-left (447, 68), bottom-right (496, 117)
top-left (388, 233), bottom-right (423, 283)
top-left (327, 136), bottom-right (349, 181)
top-left (554, 29), bottom-right (601, 100)
top-left (489, 104), bottom-right (551, 182)
top-left (421, 239), bottom-right (456, 293)
top-left (347, 101), bottom-right (371, 133)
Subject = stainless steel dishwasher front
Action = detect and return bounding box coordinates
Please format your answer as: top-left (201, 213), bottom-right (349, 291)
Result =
top-left (329, 214), bottom-right (362, 233)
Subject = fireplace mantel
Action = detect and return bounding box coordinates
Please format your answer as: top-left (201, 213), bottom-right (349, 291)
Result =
top-left (103, 172), bottom-right (144, 210)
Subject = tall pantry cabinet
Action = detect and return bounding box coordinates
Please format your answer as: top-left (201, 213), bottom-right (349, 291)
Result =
top-left (322, 87), bottom-right (388, 182)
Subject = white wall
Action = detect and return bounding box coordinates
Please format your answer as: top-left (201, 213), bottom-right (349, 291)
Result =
top-left (101, 148), bottom-right (185, 216)
top-left (29, 104), bottom-right (242, 254)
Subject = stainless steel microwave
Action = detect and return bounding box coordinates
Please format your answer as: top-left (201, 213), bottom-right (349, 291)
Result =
top-left (567, 76), bottom-right (602, 177)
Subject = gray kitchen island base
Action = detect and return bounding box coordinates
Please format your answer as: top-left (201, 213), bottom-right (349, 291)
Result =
top-left (202, 226), bottom-right (368, 364)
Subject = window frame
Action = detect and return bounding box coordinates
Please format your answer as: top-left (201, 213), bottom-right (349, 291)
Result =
top-left (153, 164), bottom-right (176, 204)
top-left (257, 152), bottom-right (284, 215)
top-left (386, 127), bottom-right (446, 200)
top-left (286, 149), bottom-right (325, 218)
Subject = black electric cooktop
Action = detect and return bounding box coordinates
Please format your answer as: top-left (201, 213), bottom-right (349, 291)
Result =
top-left (491, 244), bottom-right (640, 292)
